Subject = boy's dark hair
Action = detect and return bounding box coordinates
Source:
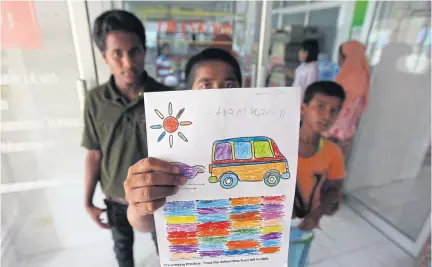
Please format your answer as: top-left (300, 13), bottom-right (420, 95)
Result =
top-left (93, 10), bottom-right (146, 52)
top-left (301, 39), bottom-right (319, 62)
top-left (185, 48), bottom-right (242, 88)
top-left (303, 81), bottom-right (346, 104)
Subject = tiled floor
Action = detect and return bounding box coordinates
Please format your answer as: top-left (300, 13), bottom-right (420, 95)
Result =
top-left (13, 205), bottom-right (415, 267)
top-left (350, 166), bottom-right (431, 241)
top-left (309, 206), bottom-right (416, 267)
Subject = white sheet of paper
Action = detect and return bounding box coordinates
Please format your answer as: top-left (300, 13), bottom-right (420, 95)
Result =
top-left (144, 87), bottom-right (301, 267)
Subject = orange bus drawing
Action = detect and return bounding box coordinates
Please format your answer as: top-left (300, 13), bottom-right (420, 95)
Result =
top-left (208, 137), bottom-right (290, 189)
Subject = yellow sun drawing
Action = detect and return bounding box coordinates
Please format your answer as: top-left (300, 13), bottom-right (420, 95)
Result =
top-left (151, 102), bottom-right (192, 148)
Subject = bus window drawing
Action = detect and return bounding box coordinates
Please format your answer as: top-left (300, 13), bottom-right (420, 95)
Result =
top-left (208, 137), bottom-right (290, 189)
top-left (151, 102), bottom-right (193, 148)
top-left (172, 162), bottom-right (205, 179)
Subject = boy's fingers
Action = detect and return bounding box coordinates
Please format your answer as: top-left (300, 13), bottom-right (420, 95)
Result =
top-left (129, 157), bottom-right (180, 175)
top-left (126, 173), bottom-right (186, 189)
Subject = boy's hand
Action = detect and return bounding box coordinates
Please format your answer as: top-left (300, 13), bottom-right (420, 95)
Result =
top-left (323, 201), bottom-right (340, 215)
top-left (124, 157), bottom-right (187, 215)
top-left (297, 209), bottom-right (322, 231)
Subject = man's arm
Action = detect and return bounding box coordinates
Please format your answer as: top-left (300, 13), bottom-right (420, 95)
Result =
top-left (84, 149), bottom-right (101, 207)
top-left (297, 179), bottom-right (343, 230)
top-left (298, 143), bottom-right (345, 230)
top-left (81, 95), bottom-right (109, 228)
top-left (84, 149), bottom-right (109, 229)
top-left (319, 179), bottom-right (343, 215)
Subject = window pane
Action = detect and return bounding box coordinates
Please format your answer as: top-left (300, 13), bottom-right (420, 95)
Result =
top-left (272, 14), bottom-right (279, 29)
top-left (308, 7), bottom-right (340, 59)
top-left (283, 1), bottom-right (306, 7)
top-left (214, 143), bottom-right (232, 161)
top-left (254, 141), bottom-right (273, 158)
top-left (282, 12), bottom-right (305, 28)
top-left (234, 142), bottom-right (252, 160)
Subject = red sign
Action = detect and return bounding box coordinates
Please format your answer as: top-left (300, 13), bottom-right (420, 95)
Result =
top-left (1, 0), bottom-right (43, 49)
top-left (157, 20), bottom-right (232, 35)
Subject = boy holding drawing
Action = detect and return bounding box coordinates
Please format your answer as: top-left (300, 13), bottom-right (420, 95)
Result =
top-left (290, 81), bottom-right (346, 266)
top-left (124, 48), bottom-right (242, 232)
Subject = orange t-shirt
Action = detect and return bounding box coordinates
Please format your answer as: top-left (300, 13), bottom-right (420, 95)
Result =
top-left (296, 138), bottom-right (345, 213)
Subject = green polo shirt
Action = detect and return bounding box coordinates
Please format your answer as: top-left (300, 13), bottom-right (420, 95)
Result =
top-left (81, 72), bottom-right (173, 198)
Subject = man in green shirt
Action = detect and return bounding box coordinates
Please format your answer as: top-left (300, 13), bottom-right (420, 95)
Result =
top-left (81, 10), bottom-right (172, 267)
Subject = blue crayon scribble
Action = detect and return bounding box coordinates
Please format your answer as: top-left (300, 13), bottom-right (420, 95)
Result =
top-left (227, 234), bottom-right (260, 242)
top-left (197, 199), bottom-right (230, 209)
top-left (230, 205), bottom-right (261, 214)
top-left (198, 243), bottom-right (226, 251)
top-left (197, 214), bottom-right (229, 223)
top-left (164, 209), bottom-right (196, 216)
top-left (164, 201), bottom-right (196, 211)
top-left (261, 239), bottom-right (281, 247)
top-left (224, 249), bottom-right (259, 256)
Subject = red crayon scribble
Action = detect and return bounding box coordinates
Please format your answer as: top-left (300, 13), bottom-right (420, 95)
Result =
top-left (198, 229), bottom-right (230, 237)
top-left (168, 238), bottom-right (199, 246)
top-left (263, 196), bottom-right (286, 203)
top-left (168, 231), bottom-right (197, 238)
top-left (198, 221), bottom-right (230, 231)
top-left (229, 211), bottom-right (261, 221)
top-left (227, 240), bottom-right (260, 250)
top-left (260, 247), bottom-right (280, 254)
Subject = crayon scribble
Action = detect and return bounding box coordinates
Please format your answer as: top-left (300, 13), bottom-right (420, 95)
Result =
top-left (164, 196), bottom-right (286, 260)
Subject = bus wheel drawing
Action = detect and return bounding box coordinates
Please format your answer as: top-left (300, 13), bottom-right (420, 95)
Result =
top-left (220, 172), bottom-right (239, 189)
top-left (263, 170), bottom-right (281, 187)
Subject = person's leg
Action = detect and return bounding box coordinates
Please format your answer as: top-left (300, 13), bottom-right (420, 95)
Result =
top-left (105, 200), bottom-right (135, 267)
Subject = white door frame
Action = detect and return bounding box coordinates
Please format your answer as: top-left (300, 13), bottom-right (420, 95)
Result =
top-left (256, 0), bottom-right (273, 87)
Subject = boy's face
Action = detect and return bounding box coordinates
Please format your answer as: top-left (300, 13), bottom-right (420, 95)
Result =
top-left (301, 93), bottom-right (342, 133)
top-left (191, 60), bottom-right (240, 90)
top-left (103, 31), bottom-right (146, 87)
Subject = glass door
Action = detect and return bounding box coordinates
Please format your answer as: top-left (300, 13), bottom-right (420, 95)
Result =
top-left (1, 1), bottom-right (107, 266)
top-left (345, 0), bottom-right (431, 257)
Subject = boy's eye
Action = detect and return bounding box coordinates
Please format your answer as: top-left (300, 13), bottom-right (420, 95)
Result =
top-left (200, 83), bottom-right (212, 89)
top-left (113, 50), bottom-right (122, 58)
top-left (225, 82), bottom-right (236, 88)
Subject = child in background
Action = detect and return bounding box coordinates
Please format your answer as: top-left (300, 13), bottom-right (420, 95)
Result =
top-left (289, 81), bottom-right (346, 267)
top-left (292, 40), bottom-right (320, 100)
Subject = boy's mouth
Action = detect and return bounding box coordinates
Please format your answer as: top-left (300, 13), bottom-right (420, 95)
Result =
top-left (318, 121), bottom-right (329, 128)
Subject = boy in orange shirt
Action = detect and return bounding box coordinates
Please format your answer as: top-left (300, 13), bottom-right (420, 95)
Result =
top-left (289, 81), bottom-right (346, 266)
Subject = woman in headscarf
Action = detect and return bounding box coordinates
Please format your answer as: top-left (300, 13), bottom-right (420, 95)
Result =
top-left (323, 41), bottom-right (370, 160)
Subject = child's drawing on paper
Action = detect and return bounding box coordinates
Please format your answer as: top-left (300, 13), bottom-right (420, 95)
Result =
top-left (172, 162), bottom-right (205, 179)
top-left (151, 102), bottom-right (192, 148)
top-left (208, 137), bottom-right (291, 189)
top-left (164, 196), bottom-right (286, 260)
top-left (143, 86), bottom-right (301, 267)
